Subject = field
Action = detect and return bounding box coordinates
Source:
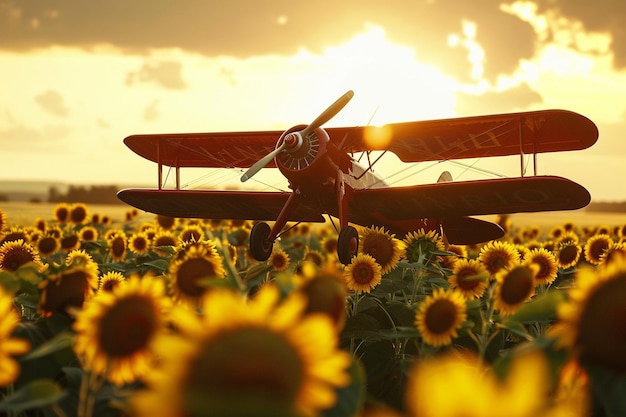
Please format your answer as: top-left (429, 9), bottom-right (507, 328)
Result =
top-left (2, 200), bottom-right (624, 230)
top-left (1, 200), bottom-right (626, 416)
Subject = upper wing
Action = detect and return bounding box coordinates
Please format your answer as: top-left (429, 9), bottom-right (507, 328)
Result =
top-left (327, 109), bottom-right (598, 162)
top-left (123, 110), bottom-right (597, 168)
top-left (117, 188), bottom-right (325, 222)
top-left (348, 176), bottom-right (590, 224)
top-left (123, 130), bottom-right (283, 168)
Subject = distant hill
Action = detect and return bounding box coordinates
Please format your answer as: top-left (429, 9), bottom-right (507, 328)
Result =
top-left (0, 180), bottom-right (69, 203)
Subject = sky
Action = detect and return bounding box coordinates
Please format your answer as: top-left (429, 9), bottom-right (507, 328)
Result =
top-left (1, 0), bottom-right (625, 202)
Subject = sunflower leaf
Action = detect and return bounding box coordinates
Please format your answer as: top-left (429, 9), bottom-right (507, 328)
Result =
top-left (0, 379), bottom-right (65, 412)
top-left (21, 331), bottom-right (74, 361)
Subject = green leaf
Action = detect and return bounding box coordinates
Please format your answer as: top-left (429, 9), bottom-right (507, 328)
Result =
top-left (22, 331), bottom-right (74, 361)
top-left (504, 290), bottom-right (565, 324)
top-left (0, 270), bottom-right (20, 293)
top-left (140, 258), bottom-right (170, 271)
top-left (0, 379), bottom-right (65, 412)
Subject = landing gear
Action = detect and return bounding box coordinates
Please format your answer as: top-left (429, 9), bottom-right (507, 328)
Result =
top-left (249, 222), bottom-right (273, 261)
top-left (337, 225), bottom-right (359, 265)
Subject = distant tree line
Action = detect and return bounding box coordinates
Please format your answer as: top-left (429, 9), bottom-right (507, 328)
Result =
top-left (47, 185), bottom-right (123, 205)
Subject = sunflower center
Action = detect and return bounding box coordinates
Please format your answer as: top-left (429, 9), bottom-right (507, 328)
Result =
top-left (176, 257), bottom-right (219, 297)
top-left (363, 236), bottom-right (393, 267)
top-left (425, 299), bottom-right (457, 334)
top-left (1, 247), bottom-right (35, 271)
top-left (558, 245), bottom-right (579, 266)
top-left (500, 267), bottom-right (535, 305)
top-left (353, 263), bottom-right (375, 285)
top-left (98, 296), bottom-right (157, 357)
top-left (41, 269), bottom-right (90, 312)
top-left (578, 273), bottom-right (626, 373)
top-left (184, 326), bottom-right (304, 415)
top-left (38, 237), bottom-right (59, 256)
top-left (110, 237), bottom-right (126, 259)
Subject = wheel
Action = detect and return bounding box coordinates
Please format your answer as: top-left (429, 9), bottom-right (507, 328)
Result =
top-left (337, 225), bottom-right (359, 265)
top-left (249, 222), bottom-right (273, 261)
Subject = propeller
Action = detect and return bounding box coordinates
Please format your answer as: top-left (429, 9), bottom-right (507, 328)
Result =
top-left (240, 90), bottom-right (354, 182)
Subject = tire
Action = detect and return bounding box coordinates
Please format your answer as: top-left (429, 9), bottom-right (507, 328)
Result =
top-left (249, 222), bottom-right (273, 261)
top-left (337, 225), bottom-right (359, 265)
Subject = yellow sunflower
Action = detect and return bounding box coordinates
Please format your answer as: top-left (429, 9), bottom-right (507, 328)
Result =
top-left (439, 244), bottom-right (468, 270)
top-left (269, 247), bottom-right (291, 272)
top-left (550, 259), bottom-right (626, 373)
top-left (583, 234), bottom-right (613, 265)
top-left (78, 225), bottom-right (98, 242)
top-left (128, 231), bottom-right (151, 256)
top-left (600, 241), bottom-right (626, 266)
top-left (343, 253), bottom-right (383, 294)
top-left (478, 240), bottom-right (520, 276)
top-left (403, 228), bottom-right (445, 264)
top-left (107, 231), bottom-right (128, 262)
top-left (359, 226), bottom-right (404, 274)
top-left (53, 202), bottom-right (71, 223)
top-left (98, 271), bottom-right (127, 293)
top-left (0, 209), bottom-right (6, 233)
top-left (168, 243), bottom-right (226, 305)
top-left (0, 287), bottom-right (31, 386)
top-left (526, 248), bottom-right (558, 286)
top-left (298, 267), bottom-right (348, 331)
top-left (415, 287), bottom-right (467, 347)
top-left (152, 230), bottom-right (178, 256)
top-left (38, 263), bottom-right (99, 315)
top-left (155, 214), bottom-right (177, 230)
top-left (302, 249), bottom-right (326, 268)
top-left (0, 239), bottom-right (43, 272)
top-left (554, 241), bottom-right (582, 269)
top-left (36, 234), bottom-right (60, 257)
top-left (448, 258), bottom-right (489, 299)
top-left (492, 263), bottom-right (538, 316)
top-left (178, 224), bottom-right (205, 244)
top-left (73, 274), bottom-right (170, 386)
top-left (68, 202), bottom-right (89, 225)
top-left (131, 285), bottom-right (351, 417)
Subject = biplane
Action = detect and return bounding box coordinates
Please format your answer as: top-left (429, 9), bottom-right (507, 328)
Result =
top-left (117, 90), bottom-right (598, 264)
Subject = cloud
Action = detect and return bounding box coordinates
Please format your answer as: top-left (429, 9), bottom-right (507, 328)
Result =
top-left (2, 1), bottom-right (621, 82)
top-left (34, 90), bottom-right (69, 117)
top-left (125, 60), bottom-right (187, 90)
top-left (454, 83), bottom-right (544, 115)
top-left (143, 99), bottom-right (159, 122)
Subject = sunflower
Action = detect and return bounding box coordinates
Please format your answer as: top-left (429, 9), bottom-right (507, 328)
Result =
top-left (155, 214), bottom-right (177, 230)
top-left (131, 285), bottom-right (351, 417)
top-left (492, 263), bottom-right (537, 316)
top-left (152, 230), bottom-right (178, 256)
top-left (359, 226), bottom-right (404, 274)
top-left (60, 232), bottom-right (80, 252)
top-left (550, 259), bottom-right (626, 373)
top-left (107, 231), bottom-right (128, 262)
top-left (99, 271), bottom-right (126, 293)
top-left (0, 287), bottom-right (31, 386)
top-left (415, 287), bottom-right (467, 347)
top-left (478, 240), bottom-right (520, 276)
top-left (403, 228), bottom-right (445, 264)
top-left (600, 241), bottom-right (626, 266)
top-left (554, 241), bottom-right (582, 269)
top-left (73, 274), bottom-right (170, 386)
top-left (38, 263), bottom-right (99, 315)
top-left (1, 227), bottom-right (29, 245)
top-left (526, 248), bottom-right (558, 286)
top-left (269, 247), bottom-right (291, 272)
top-left (128, 231), bottom-right (151, 256)
top-left (65, 249), bottom-right (98, 270)
top-left (583, 233), bottom-right (613, 265)
top-left (302, 249), bottom-right (326, 268)
top-left (343, 253), bottom-right (382, 294)
top-left (448, 258), bottom-right (489, 299)
top-left (68, 202), bottom-right (89, 225)
top-left (79, 226), bottom-right (98, 242)
top-left (178, 224), bottom-right (205, 244)
top-left (439, 244), bottom-right (468, 270)
top-left (53, 203), bottom-right (71, 223)
top-left (0, 239), bottom-right (43, 272)
top-left (298, 268), bottom-right (348, 331)
top-left (168, 243), bottom-right (226, 305)
top-left (321, 236), bottom-right (338, 254)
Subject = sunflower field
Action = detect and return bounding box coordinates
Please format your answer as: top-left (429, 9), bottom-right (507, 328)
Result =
top-left (0, 202), bottom-right (625, 417)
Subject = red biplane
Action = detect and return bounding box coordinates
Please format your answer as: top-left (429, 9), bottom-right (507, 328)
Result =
top-left (117, 90), bottom-right (598, 264)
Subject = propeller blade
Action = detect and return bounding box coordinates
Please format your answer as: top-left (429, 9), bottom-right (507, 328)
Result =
top-left (300, 90), bottom-right (354, 139)
top-left (240, 142), bottom-right (286, 182)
